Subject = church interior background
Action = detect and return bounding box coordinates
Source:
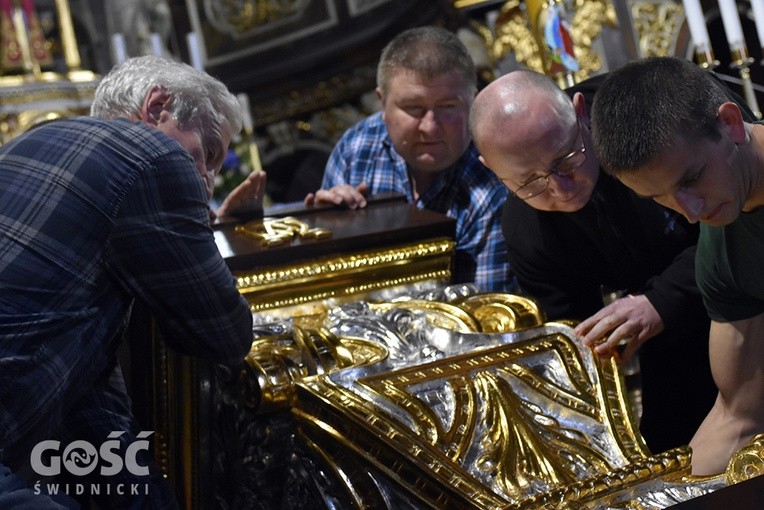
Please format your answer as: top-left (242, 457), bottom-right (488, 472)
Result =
top-left (3, 1), bottom-right (764, 509)
top-left (3, 0), bottom-right (764, 206)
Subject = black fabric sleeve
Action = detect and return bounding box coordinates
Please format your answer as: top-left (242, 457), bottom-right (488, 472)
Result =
top-left (501, 199), bottom-right (603, 321)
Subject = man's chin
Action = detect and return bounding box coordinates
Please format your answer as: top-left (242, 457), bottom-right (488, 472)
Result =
top-left (410, 158), bottom-right (452, 174)
top-left (555, 193), bottom-right (590, 212)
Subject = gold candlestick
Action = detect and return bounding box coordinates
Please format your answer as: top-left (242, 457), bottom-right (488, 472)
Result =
top-left (730, 46), bottom-right (762, 120)
top-left (694, 46), bottom-right (719, 70)
top-left (248, 139), bottom-right (263, 174)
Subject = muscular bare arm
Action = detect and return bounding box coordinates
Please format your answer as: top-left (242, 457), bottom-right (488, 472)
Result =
top-left (689, 313), bottom-right (764, 475)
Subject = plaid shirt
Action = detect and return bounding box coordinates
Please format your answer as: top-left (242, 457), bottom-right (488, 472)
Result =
top-left (323, 112), bottom-right (516, 292)
top-left (0, 117), bottom-right (251, 503)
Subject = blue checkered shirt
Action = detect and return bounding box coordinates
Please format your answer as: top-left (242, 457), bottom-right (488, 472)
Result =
top-left (0, 117), bottom-right (252, 502)
top-left (322, 112), bottom-right (516, 292)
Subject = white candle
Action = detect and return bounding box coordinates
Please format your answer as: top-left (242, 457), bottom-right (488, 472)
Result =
top-left (186, 32), bottom-right (204, 71)
top-left (681, 0), bottom-right (712, 51)
top-left (718, 0), bottom-right (745, 50)
top-left (150, 33), bottom-right (163, 57)
top-left (111, 33), bottom-right (127, 65)
top-left (237, 93), bottom-right (254, 135)
top-left (750, 0), bottom-right (764, 49)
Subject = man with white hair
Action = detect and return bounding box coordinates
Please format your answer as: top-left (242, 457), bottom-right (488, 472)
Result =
top-left (0, 56), bottom-right (253, 508)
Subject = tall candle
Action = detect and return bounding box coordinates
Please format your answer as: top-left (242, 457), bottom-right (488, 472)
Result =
top-left (681, 0), bottom-right (712, 51)
top-left (718, 0), bottom-right (745, 50)
top-left (111, 33), bottom-right (127, 65)
top-left (237, 93), bottom-right (254, 135)
top-left (186, 32), bottom-right (204, 71)
top-left (750, 0), bottom-right (764, 49)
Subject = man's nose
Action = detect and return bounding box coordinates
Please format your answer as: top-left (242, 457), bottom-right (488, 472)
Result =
top-left (202, 169), bottom-right (215, 200)
top-left (546, 171), bottom-right (575, 195)
top-left (419, 110), bottom-right (439, 132)
top-left (672, 190), bottom-right (703, 224)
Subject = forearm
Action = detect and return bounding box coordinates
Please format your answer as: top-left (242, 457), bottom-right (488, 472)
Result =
top-left (709, 315), bottom-right (764, 416)
top-left (109, 159), bottom-right (253, 362)
top-left (642, 245), bottom-right (704, 329)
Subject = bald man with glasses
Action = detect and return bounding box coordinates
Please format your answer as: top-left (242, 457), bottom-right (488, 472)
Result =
top-left (469, 69), bottom-right (716, 454)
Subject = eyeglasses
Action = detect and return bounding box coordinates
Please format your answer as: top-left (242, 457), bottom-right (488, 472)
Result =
top-left (512, 119), bottom-right (587, 200)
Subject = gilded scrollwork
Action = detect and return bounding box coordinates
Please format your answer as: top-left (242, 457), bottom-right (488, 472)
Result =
top-left (235, 216), bottom-right (331, 247)
top-left (725, 433), bottom-right (764, 485)
top-left (456, 292), bottom-right (544, 332)
top-left (353, 332), bottom-right (641, 501)
top-left (477, 0), bottom-right (617, 85)
top-left (219, 283), bottom-right (752, 508)
top-left (203, 0), bottom-right (308, 35)
top-left (631, 1), bottom-right (684, 57)
top-left (234, 239), bottom-right (455, 312)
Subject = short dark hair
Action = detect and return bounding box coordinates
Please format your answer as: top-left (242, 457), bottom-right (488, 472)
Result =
top-left (376, 25), bottom-right (476, 96)
top-left (591, 56), bottom-right (728, 176)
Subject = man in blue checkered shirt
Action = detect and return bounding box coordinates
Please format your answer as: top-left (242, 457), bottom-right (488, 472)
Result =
top-left (305, 26), bottom-right (516, 293)
top-left (0, 56), bottom-right (253, 508)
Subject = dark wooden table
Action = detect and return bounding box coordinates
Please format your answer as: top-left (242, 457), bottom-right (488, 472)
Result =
top-left (213, 193), bottom-right (456, 271)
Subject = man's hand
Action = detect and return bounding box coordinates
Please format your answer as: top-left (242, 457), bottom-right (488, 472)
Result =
top-left (574, 294), bottom-right (664, 363)
top-left (304, 182), bottom-right (369, 209)
top-left (215, 170), bottom-right (267, 219)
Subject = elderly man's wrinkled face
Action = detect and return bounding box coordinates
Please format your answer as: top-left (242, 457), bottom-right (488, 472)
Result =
top-left (480, 113), bottom-right (600, 212)
top-left (157, 113), bottom-right (232, 200)
top-left (379, 70), bottom-right (473, 175)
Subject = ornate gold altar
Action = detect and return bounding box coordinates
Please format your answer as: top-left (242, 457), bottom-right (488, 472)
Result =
top-left (123, 199), bottom-right (764, 509)
top-left (0, 0), bottom-right (99, 144)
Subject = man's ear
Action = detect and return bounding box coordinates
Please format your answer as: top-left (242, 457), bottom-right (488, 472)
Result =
top-left (718, 101), bottom-right (746, 143)
top-left (139, 85), bottom-right (172, 126)
top-left (375, 87), bottom-right (385, 121)
top-left (572, 92), bottom-right (590, 126)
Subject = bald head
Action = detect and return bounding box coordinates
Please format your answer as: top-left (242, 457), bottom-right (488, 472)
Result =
top-left (470, 70), bottom-right (575, 155)
top-left (470, 70), bottom-right (600, 212)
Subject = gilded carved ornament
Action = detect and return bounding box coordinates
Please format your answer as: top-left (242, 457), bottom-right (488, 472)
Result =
top-left (631, 1), bottom-right (685, 57)
top-left (473, 0), bottom-right (617, 85)
top-left (240, 285), bottom-right (761, 507)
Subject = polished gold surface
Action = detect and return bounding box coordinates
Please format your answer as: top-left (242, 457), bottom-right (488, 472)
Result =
top-left (235, 238), bottom-right (455, 311)
top-left (291, 318), bottom-right (699, 508)
top-left (287, 306), bottom-right (756, 508)
top-left (0, 78), bottom-right (97, 143)
top-left (725, 433), bottom-right (764, 485)
top-left (455, 292), bottom-right (545, 332)
top-left (234, 282), bottom-right (764, 508)
top-left (236, 286), bottom-right (743, 507)
top-left (154, 272), bottom-right (757, 509)
top-left (248, 292), bottom-right (545, 412)
top-left (235, 216), bottom-right (332, 247)
top-left (730, 47), bottom-right (754, 68)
